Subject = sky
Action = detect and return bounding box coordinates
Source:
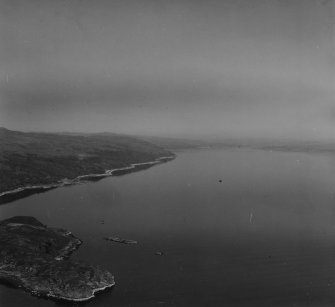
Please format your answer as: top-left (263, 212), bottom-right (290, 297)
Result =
top-left (0, 0), bottom-right (334, 140)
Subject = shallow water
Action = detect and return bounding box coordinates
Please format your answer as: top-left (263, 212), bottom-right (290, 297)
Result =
top-left (1, 148), bottom-right (335, 306)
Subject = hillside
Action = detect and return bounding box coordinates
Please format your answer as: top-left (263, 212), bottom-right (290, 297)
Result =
top-left (0, 128), bottom-right (173, 194)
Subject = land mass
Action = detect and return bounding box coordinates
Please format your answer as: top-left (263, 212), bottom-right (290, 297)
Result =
top-left (0, 128), bottom-right (174, 202)
top-left (0, 216), bottom-right (114, 302)
top-left (141, 135), bottom-right (335, 155)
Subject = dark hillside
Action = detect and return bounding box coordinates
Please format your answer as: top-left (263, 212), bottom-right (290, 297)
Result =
top-left (0, 128), bottom-right (173, 193)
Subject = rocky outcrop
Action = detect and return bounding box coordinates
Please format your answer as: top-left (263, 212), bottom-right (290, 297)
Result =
top-left (104, 236), bottom-right (138, 244)
top-left (0, 216), bottom-right (115, 302)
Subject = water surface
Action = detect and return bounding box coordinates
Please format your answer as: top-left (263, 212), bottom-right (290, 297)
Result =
top-left (1, 148), bottom-right (335, 306)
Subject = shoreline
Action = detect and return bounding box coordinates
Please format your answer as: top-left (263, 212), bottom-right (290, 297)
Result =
top-left (0, 216), bottom-right (115, 302)
top-left (46, 282), bottom-right (115, 302)
top-left (0, 155), bottom-right (175, 200)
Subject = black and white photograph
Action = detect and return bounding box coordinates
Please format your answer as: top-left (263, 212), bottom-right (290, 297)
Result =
top-left (0, 0), bottom-right (334, 306)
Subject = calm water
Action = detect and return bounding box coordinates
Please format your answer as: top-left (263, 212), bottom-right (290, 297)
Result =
top-left (1, 148), bottom-right (335, 307)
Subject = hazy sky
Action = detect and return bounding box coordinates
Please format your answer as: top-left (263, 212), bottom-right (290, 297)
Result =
top-left (0, 0), bottom-right (334, 139)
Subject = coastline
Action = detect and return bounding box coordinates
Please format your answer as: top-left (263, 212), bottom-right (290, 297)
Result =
top-left (0, 155), bottom-right (175, 202)
top-left (0, 216), bottom-right (115, 302)
top-left (47, 282), bottom-right (115, 302)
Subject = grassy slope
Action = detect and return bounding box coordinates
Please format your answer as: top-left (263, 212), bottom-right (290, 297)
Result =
top-left (0, 128), bottom-right (173, 193)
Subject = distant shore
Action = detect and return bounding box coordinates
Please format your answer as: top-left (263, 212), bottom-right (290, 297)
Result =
top-left (0, 155), bottom-right (175, 205)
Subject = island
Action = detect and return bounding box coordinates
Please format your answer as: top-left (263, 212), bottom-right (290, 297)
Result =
top-left (0, 128), bottom-right (175, 204)
top-left (0, 216), bottom-right (115, 302)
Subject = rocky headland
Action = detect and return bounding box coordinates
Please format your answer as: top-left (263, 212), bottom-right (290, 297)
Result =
top-left (0, 216), bottom-right (115, 302)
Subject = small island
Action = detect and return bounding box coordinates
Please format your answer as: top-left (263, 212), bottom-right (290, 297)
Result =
top-left (0, 216), bottom-right (115, 302)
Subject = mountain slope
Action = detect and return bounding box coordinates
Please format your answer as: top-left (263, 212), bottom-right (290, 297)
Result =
top-left (0, 128), bottom-right (173, 194)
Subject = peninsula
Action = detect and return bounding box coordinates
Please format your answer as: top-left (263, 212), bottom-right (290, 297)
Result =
top-left (0, 216), bottom-right (114, 301)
